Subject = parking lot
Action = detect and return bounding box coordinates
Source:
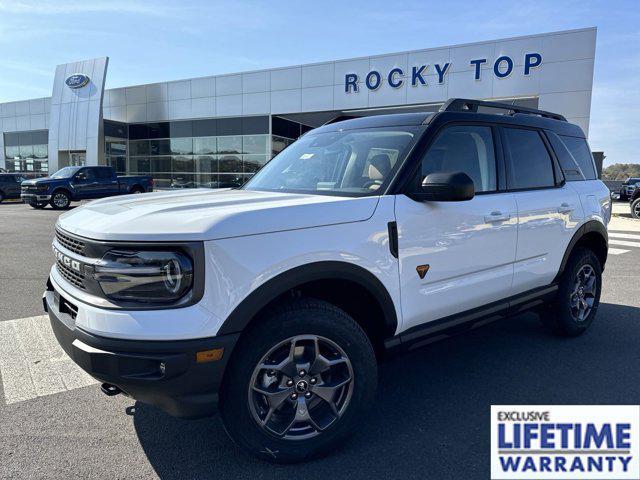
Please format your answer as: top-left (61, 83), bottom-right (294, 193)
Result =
top-left (1, 200), bottom-right (639, 479)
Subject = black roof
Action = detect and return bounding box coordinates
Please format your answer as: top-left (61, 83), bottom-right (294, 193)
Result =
top-left (313, 98), bottom-right (585, 138)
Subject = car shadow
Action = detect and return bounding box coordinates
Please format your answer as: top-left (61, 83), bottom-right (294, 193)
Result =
top-left (132, 302), bottom-right (640, 479)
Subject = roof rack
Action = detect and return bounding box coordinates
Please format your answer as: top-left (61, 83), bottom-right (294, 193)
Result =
top-left (322, 114), bottom-right (360, 125)
top-left (439, 98), bottom-right (567, 122)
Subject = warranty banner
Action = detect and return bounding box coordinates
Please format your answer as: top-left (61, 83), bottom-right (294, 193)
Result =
top-left (491, 405), bottom-right (640, 479)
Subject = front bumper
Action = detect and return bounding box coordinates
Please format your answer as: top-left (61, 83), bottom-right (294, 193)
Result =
top-left (21, 193), bottom-right (51, 202)
top-left (44, 286), bottom-right (240, 418)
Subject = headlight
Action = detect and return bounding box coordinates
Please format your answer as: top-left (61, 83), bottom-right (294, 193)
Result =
top-left (92, 250), bottom-right (193, 303)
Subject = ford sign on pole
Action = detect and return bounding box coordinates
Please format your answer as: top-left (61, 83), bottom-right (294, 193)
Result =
top-left (65, 73), bottom-right (90, 89)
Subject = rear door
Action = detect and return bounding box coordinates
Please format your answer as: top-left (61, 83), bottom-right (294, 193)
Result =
top-left (94, 167), bottom-right (119, 196)
top-left (395, 123), bottom-right (518, 331)
top-left (500, 126), bottom-right (583, 295)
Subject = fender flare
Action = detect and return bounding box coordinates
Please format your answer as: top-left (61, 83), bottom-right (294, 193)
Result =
top-left (553, 220), bottom-right (608, 283)
top-left (51, 187), bottom-right (72, 199)
top-left (216, 261), bottom-right (398, 337)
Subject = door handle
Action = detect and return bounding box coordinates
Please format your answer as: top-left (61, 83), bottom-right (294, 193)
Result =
top-left (558, 203), bottom-right (574, 214)
top-left (484, 211), bottom-right (510, 223)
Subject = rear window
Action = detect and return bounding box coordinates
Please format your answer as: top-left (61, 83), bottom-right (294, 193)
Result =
top-left (503, 127), bottom-right (555, 190)
top-left (559, 135), bottom-right (597, 180)
top-left (546, 132), bottom-right (584, 182)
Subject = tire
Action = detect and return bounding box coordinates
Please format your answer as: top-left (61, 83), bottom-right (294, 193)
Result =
top-left (631, 198), bottom-right (640, 219)
top-left (220, 298), bottom-right (377, 463)
top-left (50, 191), bottom-right (71, 210)
top-left (130, 186), bottom-right (144, 194)
top-left (0, 191), bottom-right (4, 203)
top-left (540, 247), bottom-right (602, 336)
top-left (29, 202), bottom-right (46, 209)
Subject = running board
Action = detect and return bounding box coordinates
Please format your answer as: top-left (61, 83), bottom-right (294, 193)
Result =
top-left (384, 284), bottom-right (558, 353)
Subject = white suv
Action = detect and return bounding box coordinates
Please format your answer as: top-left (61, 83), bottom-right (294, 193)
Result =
top-left (45, 98), bottom-right (610, 462)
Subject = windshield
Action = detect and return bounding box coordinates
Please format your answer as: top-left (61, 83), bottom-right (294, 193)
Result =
top-left (51, 167), bottom-right (82, 179)
top-left (243, 126), bottom-right (422, 196)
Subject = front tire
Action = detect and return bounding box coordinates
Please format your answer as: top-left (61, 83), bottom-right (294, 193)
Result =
top-left (50, 191), bottom-right (71, 210)
top-left (631, 198), bottom-right (640, 219)
top-left (540, 247), bottom-right (602, 336)
top-left (220, 299), bottom-right (377, 463)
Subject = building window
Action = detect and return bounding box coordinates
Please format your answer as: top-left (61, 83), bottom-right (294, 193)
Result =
top-left (3, 130), bottom-right (48, 173)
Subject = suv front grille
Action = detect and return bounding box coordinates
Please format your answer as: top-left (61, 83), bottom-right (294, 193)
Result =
top-left (22, 186), bottom-right (38, 193)
top-left (56, 260), bottom-right (85, 290)
top-left (56, 229), bottom-right (86, 255)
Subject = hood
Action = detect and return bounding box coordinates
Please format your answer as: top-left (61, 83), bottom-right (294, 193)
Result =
top-left (57, 189), bottom-right (380, 241)
top-left (22, 177), bottom-right (56, 185)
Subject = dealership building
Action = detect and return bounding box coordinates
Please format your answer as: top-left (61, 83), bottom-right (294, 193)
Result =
top-left (0, 27), bottom-right (597, 187)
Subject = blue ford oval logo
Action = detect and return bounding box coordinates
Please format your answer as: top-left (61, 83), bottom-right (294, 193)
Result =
top-left (65, 73), bottom-right (90, 89)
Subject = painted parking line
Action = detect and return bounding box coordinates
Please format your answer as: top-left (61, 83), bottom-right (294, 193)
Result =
top-left (609, 239), bottom-right (640, 249)
top-left (0, 315), bottom-right (97, 405)
top-left (608, 247), bottom-right (631, 255)
top-left (609, 232), bottom-right (640, 241)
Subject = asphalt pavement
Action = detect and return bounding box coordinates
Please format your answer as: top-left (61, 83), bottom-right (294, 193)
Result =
top-left (1, 199), bottom-right (639, 479)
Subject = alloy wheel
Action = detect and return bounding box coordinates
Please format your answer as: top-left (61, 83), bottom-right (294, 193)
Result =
top-left (248, 334), bottom-right (354, 440)
top-left (570, 264), bottom-right (597, 322)
top-left (53, 193), bottom-right (68, 208)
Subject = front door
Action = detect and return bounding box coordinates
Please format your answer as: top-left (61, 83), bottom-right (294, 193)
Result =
top-left (395, 124), bottom-right (518, 331)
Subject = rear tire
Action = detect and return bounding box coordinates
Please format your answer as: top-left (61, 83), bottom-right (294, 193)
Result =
top-left (50, 191), bottom-right (71, 210)
top-left (220, 299), bottom-right (377, 463)
top-left (130, 186), bottom-right (144, 194)
top-left (540, 247), bottom-right (602, 336)
top-left (631, 198), bottom-right (640, 219)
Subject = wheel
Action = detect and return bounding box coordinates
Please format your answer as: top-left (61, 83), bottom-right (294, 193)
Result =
top-left (540, 247), bottom-right (602, 336)
top-left (631, 198), bottom-right (640, 219)
top-left (29, 202), bottom-right (46, 209)
top-left (130, 186), bottom-right (144, 194)
top-left (220, 299), bottom-right (377, 463)
top-left (50, 191), bottom-right (71, 209)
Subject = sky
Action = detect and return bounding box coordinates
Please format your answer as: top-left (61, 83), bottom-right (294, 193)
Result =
top-left (0, 0), bottom-right (638, 166)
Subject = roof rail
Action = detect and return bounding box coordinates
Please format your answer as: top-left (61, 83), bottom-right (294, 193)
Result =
top-left (439, 98), bottom-right (567, 122)
top-left (322, 115), bottom-right (360, 126)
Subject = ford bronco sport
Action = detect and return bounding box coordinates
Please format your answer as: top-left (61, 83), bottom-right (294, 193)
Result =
top-left (44, 98), bottom-right (610, 463)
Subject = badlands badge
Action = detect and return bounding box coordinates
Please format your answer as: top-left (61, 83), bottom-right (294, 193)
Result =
top-left (491, 405), bottom-right (640, 479)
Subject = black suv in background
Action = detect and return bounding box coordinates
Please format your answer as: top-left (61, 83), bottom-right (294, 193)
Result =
top-left (620, 177), bottom-right (640, 201)
top-left (0, 173), bottom-right (28, 203)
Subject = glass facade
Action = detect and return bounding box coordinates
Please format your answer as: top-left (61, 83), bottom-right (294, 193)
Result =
top-left (3, 130), bottom-right (48, 173)
top-left (128, 116), bottom-right (270, 188)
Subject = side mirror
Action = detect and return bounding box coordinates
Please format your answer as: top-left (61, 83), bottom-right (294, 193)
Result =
top-left (408, 171), bottom-right (475, 202)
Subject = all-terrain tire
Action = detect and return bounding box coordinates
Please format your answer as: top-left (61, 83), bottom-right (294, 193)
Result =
top-left (220, 298), bottom-right (377, 463)
top-left (540, 247), bottom-right (602, 336)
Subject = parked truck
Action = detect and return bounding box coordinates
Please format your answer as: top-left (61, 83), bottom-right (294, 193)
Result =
top-left (21, 166), bottom-right (153, 209)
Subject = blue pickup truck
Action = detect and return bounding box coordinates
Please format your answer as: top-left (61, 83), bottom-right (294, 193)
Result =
top-left (21, 166), bottom-right (153, 209)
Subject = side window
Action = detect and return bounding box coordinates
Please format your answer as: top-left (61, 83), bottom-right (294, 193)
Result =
top-left (546, 132), bottom-right (585, 182)
top-left (78, 169), bottom-right (96, 181)
top-left (416, 125), bottom-right (497, 193)
top-left (559, 135), bottom-right (597, 180)
top-left (503, 128), bottom-right (555, 189)
top-left (96, 168), bottom-right (112, 180)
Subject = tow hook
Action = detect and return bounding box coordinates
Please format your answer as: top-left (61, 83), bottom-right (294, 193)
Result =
top-left (101, 383), bottom-right (122, 396)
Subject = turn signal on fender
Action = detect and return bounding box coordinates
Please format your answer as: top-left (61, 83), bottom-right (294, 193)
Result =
top-left (196, 348), bottom-right (224, 363)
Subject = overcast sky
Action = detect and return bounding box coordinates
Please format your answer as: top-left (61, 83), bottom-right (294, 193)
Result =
top-left (0, 0), bottom-right (637, 165)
